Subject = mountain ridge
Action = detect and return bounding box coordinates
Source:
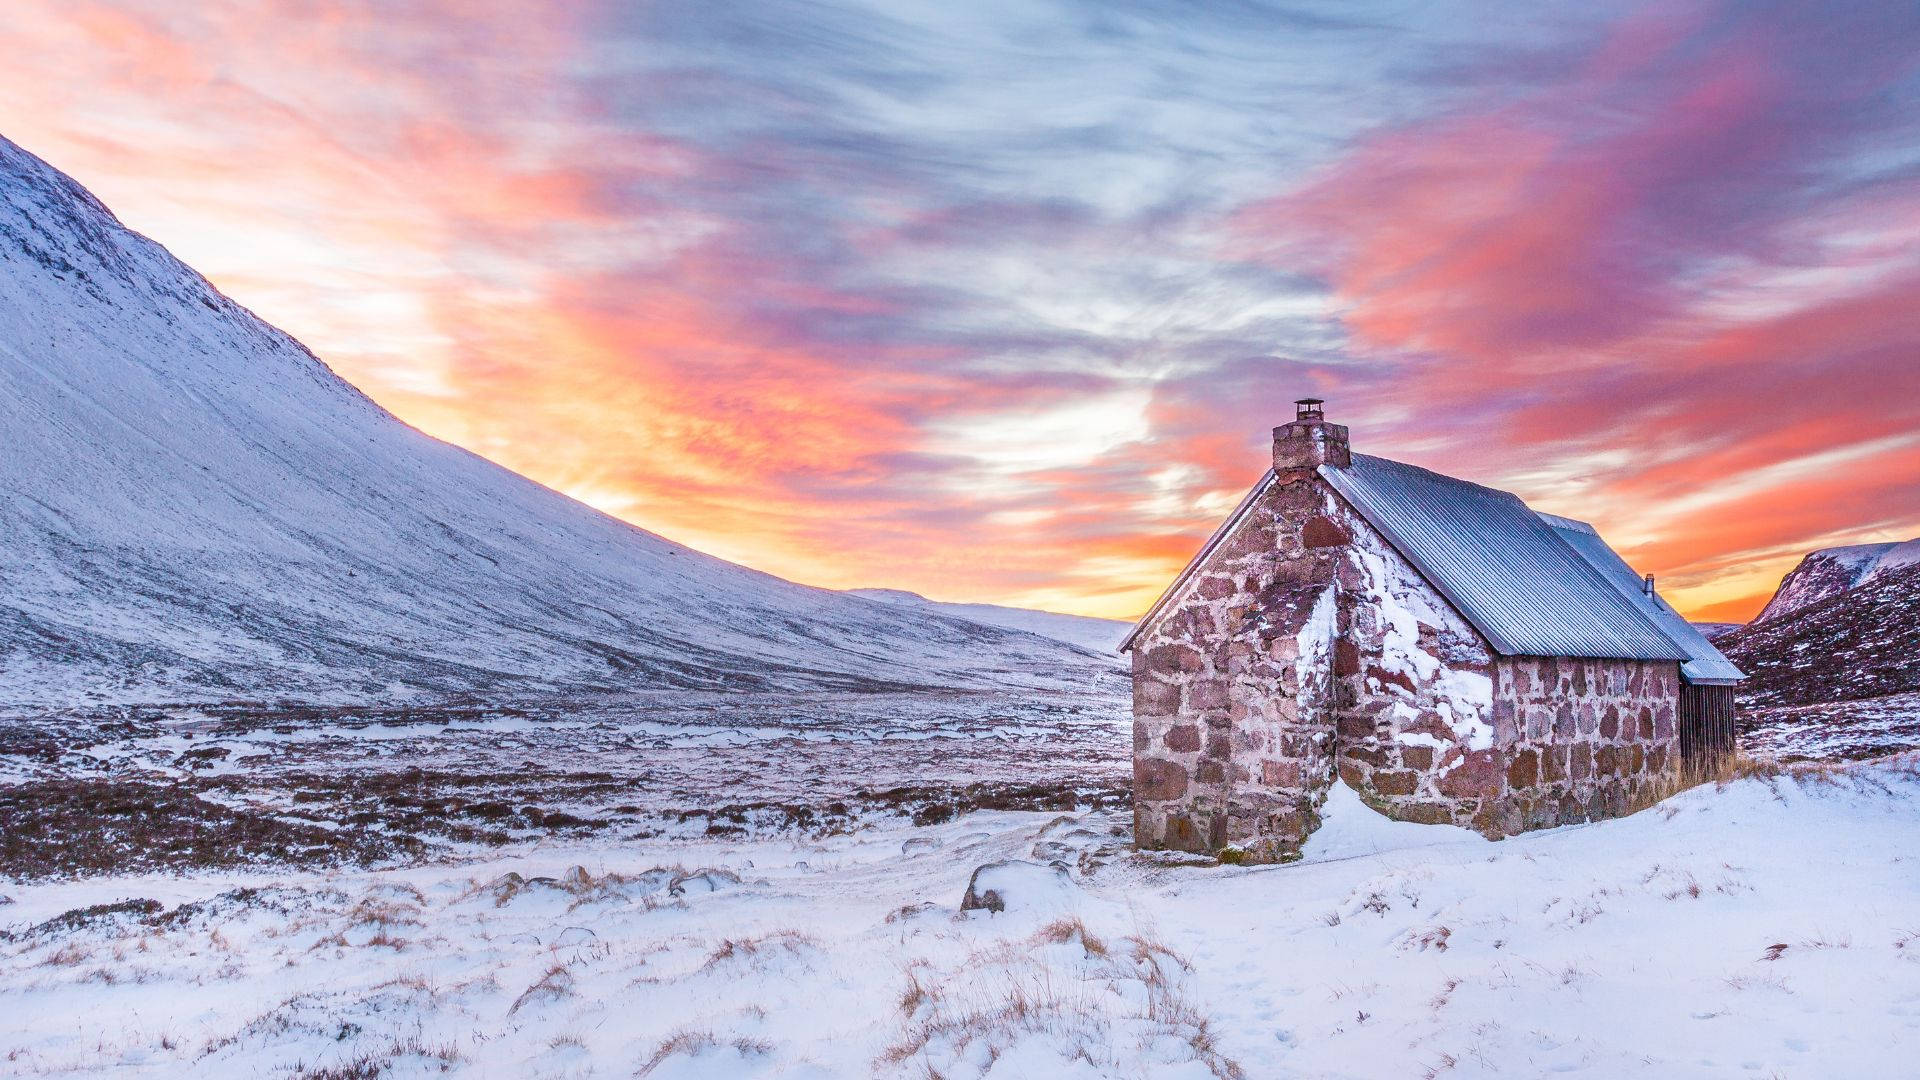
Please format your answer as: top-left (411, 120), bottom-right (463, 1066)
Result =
top-left (0, 134), bottom-right (1111, 706)
top-left (846, 589), bottom-right (1131, 655)
top-left (1754, 539), bottom-right (1919, 624)
top-left (1722, 561), bottom-right (1920, 709)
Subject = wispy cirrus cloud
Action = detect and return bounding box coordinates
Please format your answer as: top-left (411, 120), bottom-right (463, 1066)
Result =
top-left (1233, 0), bottom-right (1920, 617)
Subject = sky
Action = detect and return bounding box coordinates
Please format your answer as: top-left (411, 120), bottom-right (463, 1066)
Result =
top-left (2, 1), bottom-right (1917, 622)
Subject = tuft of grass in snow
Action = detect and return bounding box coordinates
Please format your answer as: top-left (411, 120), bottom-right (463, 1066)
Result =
top-left (1398, 925), bottom-right (1452, 952)
top-left (701, 929), bottom-right (819, 973)
top-left (637, 1028), bottom-right (773, 1076)
top-left (508, 964), bottom-right (575, 1015)
top-left (882, 927), bottom-right (1242, 1080)
top-left (1032, 916), bottom-right (1109, 958)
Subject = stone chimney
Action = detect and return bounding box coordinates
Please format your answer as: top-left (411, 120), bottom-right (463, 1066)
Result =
top-left (1273, 397), bottom-right (1350, 472)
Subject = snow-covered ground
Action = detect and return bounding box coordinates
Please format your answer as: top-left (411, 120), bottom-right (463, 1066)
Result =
top-left (1740, 691), bottom-right (1920, 762)
top-left (4, 756), bottom-right (1918, 1078)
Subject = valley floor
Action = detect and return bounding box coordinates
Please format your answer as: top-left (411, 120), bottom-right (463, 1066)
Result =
top-left (5, 756), bottom-right (1919, 1079)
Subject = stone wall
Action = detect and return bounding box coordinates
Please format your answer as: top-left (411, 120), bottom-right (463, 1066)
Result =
top-left (1131, 470), bottom-right (1346, 861)
top-left (1484, 656), bottom-right (1682, 831)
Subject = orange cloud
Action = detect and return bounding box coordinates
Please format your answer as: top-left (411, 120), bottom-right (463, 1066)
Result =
top-left (4, 0), bottom-right (1916, 628)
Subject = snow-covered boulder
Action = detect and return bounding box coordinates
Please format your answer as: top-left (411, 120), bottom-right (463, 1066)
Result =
top-left (959, 860), bottom-right (1078, 915)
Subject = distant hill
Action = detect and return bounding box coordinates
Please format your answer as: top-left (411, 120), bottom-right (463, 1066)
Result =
top-left (1692, 622), bottom-right (1743, 641)
top-left (847, 590), bottom-right (1130, 657)
top-left (1754, 539), bottom-right (1920, 624)
top-left (1721, 562), bottom-right (1920, 708)
top-left (0, 134), bottom-right (1111, 706)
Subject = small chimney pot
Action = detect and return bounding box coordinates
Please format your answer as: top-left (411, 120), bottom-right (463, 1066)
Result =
top-left (1274, 397), bottom-right (1350, 472)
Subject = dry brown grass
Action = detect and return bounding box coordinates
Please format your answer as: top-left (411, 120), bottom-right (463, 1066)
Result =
top-left (291, 1056), bottom-right (387, 1080)
top-left (1654, 751), bottom-right (1920, 813)
top-left (508, 964), bottom-right (574, 1015)
top-left (881, 927), bottom-right (1241, 1080)
top-left (637, 1029), bottom-right (771, 1076)
top-left (1696, 752), bottom-right (1920, 790)
top-left (346, 897), bottom-right (423, 929)
top-left (899, 969), bottom-right (931, 1017)
top-left (1031, 917), bottom-right (1108, 957)
top-left (39, 943), bottom-right (90, 967)
top-left (362, 929), bottom-right (409, 951)
top-left (700, 930), bottom-right (817, 972)
top-left (1428, 977), bottom-right (1463, 1010)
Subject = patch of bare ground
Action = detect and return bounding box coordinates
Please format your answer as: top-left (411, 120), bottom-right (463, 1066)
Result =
top-left (0, 779), bottom-right (423, 880)
top-left (858, 778), bottom-right (1129, 827)
top-left (257, 767), bottom-right (635, 846)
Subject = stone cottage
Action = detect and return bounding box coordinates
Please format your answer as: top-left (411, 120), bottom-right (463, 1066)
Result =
top-left (1121, 399), bottom-right (1743, 862)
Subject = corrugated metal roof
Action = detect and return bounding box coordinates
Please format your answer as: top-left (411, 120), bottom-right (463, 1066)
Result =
top-left (1537, 512), bottom-right (1746, 684)
top-left (1320, 454), bottom-right (1691, 662)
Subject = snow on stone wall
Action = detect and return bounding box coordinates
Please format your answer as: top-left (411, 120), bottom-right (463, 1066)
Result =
top-left (1330, 504), bottom-right (1503, 828)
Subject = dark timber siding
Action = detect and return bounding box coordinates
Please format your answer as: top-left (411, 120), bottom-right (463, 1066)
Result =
top-left (1678, 684), bottom-right (1737, 777)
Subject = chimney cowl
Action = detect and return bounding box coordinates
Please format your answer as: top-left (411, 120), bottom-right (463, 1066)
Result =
top-left (1273, 397), bottom-right (1350, 472)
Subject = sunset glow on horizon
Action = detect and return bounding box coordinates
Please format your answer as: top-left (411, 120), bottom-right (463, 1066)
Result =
top-left (4, 1), bottom-right (1917, 623)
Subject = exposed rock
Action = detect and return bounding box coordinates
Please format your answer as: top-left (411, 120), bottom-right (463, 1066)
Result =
top-left (668, 868), bottom-right (741, 897)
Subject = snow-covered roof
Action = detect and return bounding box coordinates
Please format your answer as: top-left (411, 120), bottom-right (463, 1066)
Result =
top-left (1536, 513), bottom-right (1746, 685)
top-left (1123, 452), bottom-right (1740, 683)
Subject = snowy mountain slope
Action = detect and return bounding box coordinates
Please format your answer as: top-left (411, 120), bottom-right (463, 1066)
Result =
top-left (1722, 561), bottom-right (1920, 708)
top-left (847, 589), bottom-right (1131, 656)
top-left (0, 135), bottom-right (1114, 705)
top-left (1865, 537), bottom-right (1920, 582)
top-left (1753, 540), bottom-right (1912, 624)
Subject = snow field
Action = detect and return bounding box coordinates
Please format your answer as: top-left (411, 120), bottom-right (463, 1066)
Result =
top-left (5, 756), bottom-right (1920, 1078)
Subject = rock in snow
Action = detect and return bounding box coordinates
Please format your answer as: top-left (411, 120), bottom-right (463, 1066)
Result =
top-left (0, 134), bottom-right (1115, 705)
top-left (959, 859), bottom-right (1078, 915)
